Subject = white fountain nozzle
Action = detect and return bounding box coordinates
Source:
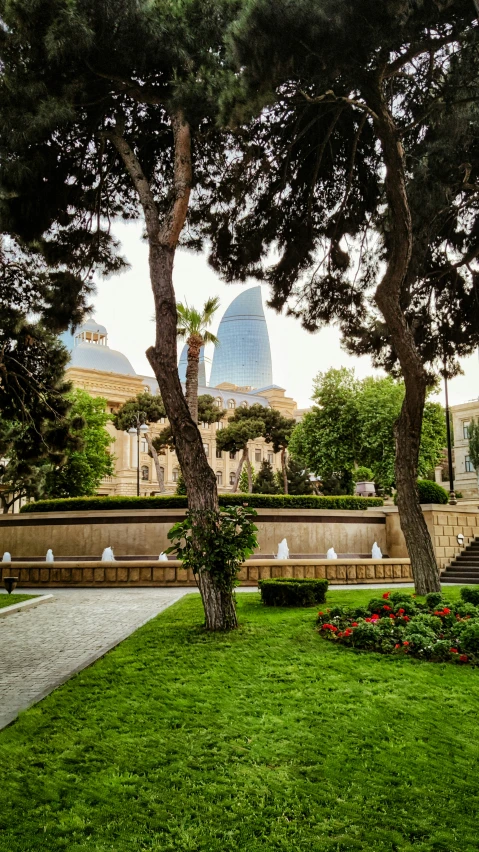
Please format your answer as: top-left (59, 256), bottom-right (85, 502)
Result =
top-left (2, 552), bottom-right (11, 563)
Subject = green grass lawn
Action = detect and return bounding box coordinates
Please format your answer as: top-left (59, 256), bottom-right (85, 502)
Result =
top-left (0, 587), bottom-right (478, 852)
top-left (0, 593), bottom-right (37, 609)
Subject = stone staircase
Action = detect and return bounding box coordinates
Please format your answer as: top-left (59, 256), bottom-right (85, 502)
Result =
top-left (441, 537), bottom-right (479, 584)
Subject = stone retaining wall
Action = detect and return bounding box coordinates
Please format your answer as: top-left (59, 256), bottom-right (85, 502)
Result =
top-left (383, 505), bottom-right (479, 570)
top-left (1, 558), bottom-right (413, 587)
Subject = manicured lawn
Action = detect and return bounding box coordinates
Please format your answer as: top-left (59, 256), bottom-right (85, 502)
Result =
top-left (0, 587), bottom-right (478, 852)
top-left (0, 593), bottom-right (37, 609)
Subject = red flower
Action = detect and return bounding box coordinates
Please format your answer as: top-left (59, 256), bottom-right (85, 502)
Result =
top-left (398, 608), bottom-right (405, 614)
top-left (460, 654), bottom-right (468, 663)
top-left (318, 611), bottom-right (324, 616)
top-left (382, 592), bottom-right (391, 599)
top-left (371, 614), bottom-right (380, 621)
top-left (450, 648), bottom-right (458, 654)
top-left (443, 608), bottom-right (451, 615)
top-left (365, 617), bottom-right (372, 623)
top-left (403, 641), bottom-right (409, 646)
top-left (403, 616), bottom-right (410, 622)
top-left (389, 614), bottom-right (395, 619)
top-left (383, 604), bottom-right (391, 611)
top-left (395, 643), bottom-right (400, 649)
top-left (352, 622), bottom-right (358, 627)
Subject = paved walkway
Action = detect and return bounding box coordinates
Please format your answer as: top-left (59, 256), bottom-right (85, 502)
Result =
top-left (0, 587), bottom-right (190, 730)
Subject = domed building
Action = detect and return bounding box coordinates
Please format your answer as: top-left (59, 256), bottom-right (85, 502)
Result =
top-left (63, 302), bottom-right (297, 496)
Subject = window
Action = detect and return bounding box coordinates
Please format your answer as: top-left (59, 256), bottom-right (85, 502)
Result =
top-left (229, 450), bottom-right (236, 460)
top-left (203, 443), bottom-right (209, 456)
top-left (201, 422), bottom-right (210, 430)
top-left (144, 385), bottom-right (150, 394)
top-left (466, 455), bottom-right (475, 473)
top-left (141, 465), bottom-right (149, 481)
top-left (215, 397), bottom-right (223, 409)
top-left (255, 449), bottom-right (262, 463)
top-left (216, 471), bottom-right (223, 486)
top-left (141, 437), bottom-right (148, 453)
top-left (463, 421), bottom-right (471, 439)
top-left (172, 468), bottom-right (179, 482)
top-left (216, 447), bottom-right (222, 459)
top-left (228, 399), bottom-right (235, 409)
top-left (160, 417), bottom-right (166, 424)
top-left (229, 472), bottom-right (236, 485)
top-left (240, 401), bottom-right (248, 408)
top-left (268, 452), bottom-right (274, 464)
top-left (216, 420), bottom-right (223, 430)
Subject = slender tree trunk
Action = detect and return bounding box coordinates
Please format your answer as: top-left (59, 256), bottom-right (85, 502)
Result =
top-left (109, 111), bottom-right (237, 629)
top-left (232, 446), bottom-right (248, 492)
top-left (246, 456), bottom-right (253, 493)
top-left (145, 432), bottom-right (165, 492)
top-left (185, 334), bottom-right (202, 424)
top-left (281, 447), bottom-right (288, 495)
top-left (369, 85), bottom-right (440, 594)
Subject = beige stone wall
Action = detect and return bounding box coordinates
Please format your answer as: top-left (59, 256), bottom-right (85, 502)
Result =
top-left (2, 558), bottom-right (412, 588)
top-left (0, 508), bottom-right (387, 559)
top-left (384, 505), bottom-right (479, 571)
top-left (451, 401), bottom-right (479, 499)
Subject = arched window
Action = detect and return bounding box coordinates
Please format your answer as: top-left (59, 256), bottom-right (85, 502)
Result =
top-left (240, 401), bottom-right (248, 408)
top-left (216, 471), bottom-right (223, 486)
top-left (172, 467), bottom-right (179, 482)
top-left (215, 397), bottom-right (223, 409)
top-left (228, 399), bottom-right (235, 410)
top-left (229, 471), bottom-right (236, 485)
top-left (159, 466), bottom-right (165, 480)
top-left (203, 443), bottom-right (209, 456)
top-left (141, 465), bottom-right (149, 481)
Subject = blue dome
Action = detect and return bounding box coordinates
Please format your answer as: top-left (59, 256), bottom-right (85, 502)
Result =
top-left (209, 287), bottom-right (272, 389)
top-left (69, 342), bottom-right (137, 376)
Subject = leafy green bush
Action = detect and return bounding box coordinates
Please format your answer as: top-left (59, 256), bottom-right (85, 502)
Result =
top-left (425, 592), bottom-right (443, 609)
top-left (352, 466), bottom-right (374, 482)
top-left (316, 591), bottom-right (477, 664)
top-left (393, 479), bottom-right (448, 505)
top-left (19, 493), bottom-right (384, 513)
top-left (460, 587), bottom-right (479, 606)
top-left (258, 578), bottom-right (328, 607)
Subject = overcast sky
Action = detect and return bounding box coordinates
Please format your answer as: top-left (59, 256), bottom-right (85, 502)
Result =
top-left (91, 221), bottom-right (479, 410)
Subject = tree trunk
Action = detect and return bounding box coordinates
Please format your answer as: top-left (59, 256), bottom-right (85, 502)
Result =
top-left (369, 85), bottom-right (440, 594)
top-left (185, 334), bottom-right (202, 424)
top-left (246, 456), bottom-right (253, 493)
top-left (145, 432), bottom-right (165, 492)
top-left (232, 446), bottom-right (248, 492)
top-left (281, 447), bottom-right (288, 495)
top-left (109, 111), bottom-right (237, 629)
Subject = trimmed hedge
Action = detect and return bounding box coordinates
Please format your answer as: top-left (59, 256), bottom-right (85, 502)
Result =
top-left (258, 578), bottom-right (329, 607)
top-left (19, 493), bottom-right (384, 514)
top-left (393, 479), bottom-right (448, 506)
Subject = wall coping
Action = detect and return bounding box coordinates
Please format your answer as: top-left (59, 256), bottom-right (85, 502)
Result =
top-left (2, 558), bottom-right (410, 569)
top-left (379, 504), bottom-right (479, 515)
top-left (2, 507), bottom-right (387, 522)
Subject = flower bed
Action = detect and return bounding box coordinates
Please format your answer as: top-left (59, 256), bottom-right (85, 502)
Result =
top-left (316, 588), bottom-right (479, 664)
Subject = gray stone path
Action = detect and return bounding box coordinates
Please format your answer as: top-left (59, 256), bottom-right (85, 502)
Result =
top-left (0, 587), bottom-right (190, 730)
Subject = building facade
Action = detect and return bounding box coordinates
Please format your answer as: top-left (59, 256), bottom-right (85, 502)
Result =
top-left (64, 293), bottom-right (298, 496)
top-left (450, 400), bottom-right (479, 499)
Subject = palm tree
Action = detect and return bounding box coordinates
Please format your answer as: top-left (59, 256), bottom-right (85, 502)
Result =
top-left (177, 296), bottom-right (220, 424)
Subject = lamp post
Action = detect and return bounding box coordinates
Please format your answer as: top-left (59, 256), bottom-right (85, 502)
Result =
top-left (443, 358), bottom-right (457, 506)
top-left (127, 412), bottom-right (149, 497)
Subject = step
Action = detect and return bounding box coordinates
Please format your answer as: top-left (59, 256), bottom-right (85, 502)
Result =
top-left (446, 567), bottom-right (479, 574)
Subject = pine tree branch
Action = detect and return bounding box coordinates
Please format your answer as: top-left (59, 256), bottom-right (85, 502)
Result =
top-left (384, 35), bottom-right (462, 78)
top-left (299, 90), bottom-right (378, 121)
top-left (105, 129), bottom-right (161, 242)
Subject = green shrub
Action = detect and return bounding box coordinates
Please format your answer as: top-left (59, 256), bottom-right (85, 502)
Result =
top-left (457, 622), bottom-right (479, 655)
top-left (258, 578), bottom-right (328, 607)
top-left (394, 479), bottom-right (448, 505)
top-left (460, 587), bottom-right (479, 606)
top-left (425, 592), bottom-right (443, 609)
top-left (352, 466), bottom-right (374, 483)
top-left (19, 493), bottom-right (384, 513)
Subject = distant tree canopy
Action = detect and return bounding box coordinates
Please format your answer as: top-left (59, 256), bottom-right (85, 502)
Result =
top-left (289, 369), bottom-right (447, 490)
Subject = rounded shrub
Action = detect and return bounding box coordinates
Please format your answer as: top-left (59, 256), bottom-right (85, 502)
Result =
top-left (394, 479), bottom-right (448, 505)
top-left (258, 578), bottom-right (328, 607)
top-left (460, 587), bottom-right (479, 606)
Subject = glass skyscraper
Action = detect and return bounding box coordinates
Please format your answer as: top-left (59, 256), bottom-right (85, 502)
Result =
top-left (209, 286), bottom-right (273, 389)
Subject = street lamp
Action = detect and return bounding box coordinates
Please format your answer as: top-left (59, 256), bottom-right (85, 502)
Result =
top-left (442, 356), bottom-right (457, 506)
top-left (127, 412), bottom-right (149, 497)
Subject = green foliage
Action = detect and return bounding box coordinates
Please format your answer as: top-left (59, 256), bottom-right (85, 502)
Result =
top-left (176, 297), bottom-right (220, 347)
top-left (290, 370), bottom-right (447, 489)
top-left (468, 419), bottom-right (479, 472)
top-left (258, 578), bottom-right (328, 607)
top-left (285, 457), bottom-right (314, 495)
top-left (252, 460), bottom-right (279, 494)
top-left (20, 493), bottom-right (384, 513)
top-left (166, 506), bottom-right (258, 595)
top-left (460, 587), bottom-right (479, 607)
top-left (239, 465), bottom-right (256, 493)
top-left (216, 419), bottom-right (265, 455)
top-left (393, 479), bottom-right (448, 506)
top-left (175, 473), bottom-right (187, 496)
top-left (44, 390), bottom-right (114, 498)
top-left (113, 393), bottom-right (166, 432)
top-left (352, 466), bottom-right (374, 483)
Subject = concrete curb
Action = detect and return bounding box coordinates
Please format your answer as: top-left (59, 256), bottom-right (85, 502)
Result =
top-left (0, 593), bottom-right (54, 619)
top-left (0, 590), bottom-right (189, 731)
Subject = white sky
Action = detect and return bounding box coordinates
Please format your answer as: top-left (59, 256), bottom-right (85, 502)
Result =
top-left (91, 221), bottom-right (479, 410)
